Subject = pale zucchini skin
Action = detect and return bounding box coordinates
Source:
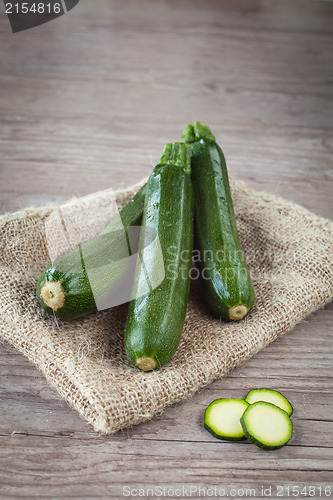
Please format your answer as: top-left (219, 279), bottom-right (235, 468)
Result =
top-left (36, 184), bottom-right (146, 320)
top-left (124, 143), bottom-right (193, 371)
top-left (240, 401), bottom-right (293, 450)
top-left (182, 121), bottom-right (255, 321)
top-left (245, 388), bottom-right (294, 416)
top-left (204, 398), bottom-right (249, 441)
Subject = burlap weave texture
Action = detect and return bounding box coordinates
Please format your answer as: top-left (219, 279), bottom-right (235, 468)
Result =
top-left (0, 178), bottom-right (332, 433)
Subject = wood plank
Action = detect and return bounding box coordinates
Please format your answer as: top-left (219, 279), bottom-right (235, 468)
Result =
top-left (0, 1), bottom-right (332, 216)
top-left (0, 440), bottom-right (332, 498)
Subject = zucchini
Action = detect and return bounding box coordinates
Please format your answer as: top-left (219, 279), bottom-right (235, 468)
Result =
top-left (245, 388), bottom-right (293, 416)
top-left (240, 401), bottom-right (293, 450)
top-left (36, 184), bottom-right (146, 320)
top-left (204, 398), bottom-right (249, 441)
top-left (124, 143), bottom-right (193, 371)
top-left (182, 121), bottom-right (255, 321)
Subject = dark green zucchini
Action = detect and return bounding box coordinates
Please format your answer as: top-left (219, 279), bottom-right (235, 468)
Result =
top-left (124, 143), bottom-right (193, 371)
top-left (36, 184), bottom-right (146, 320)
top-left (182, 121), bottom-right (255, 321)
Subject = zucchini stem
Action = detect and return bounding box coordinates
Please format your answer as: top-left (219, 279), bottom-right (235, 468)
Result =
top-left (158, 142), bottom-right (191, 176)
top-left (135, 357), bottom-right (157, 371)
top-left (181, 121), bottom-right (216, 143)
top-left (229, 305), bottom-right (249, 321)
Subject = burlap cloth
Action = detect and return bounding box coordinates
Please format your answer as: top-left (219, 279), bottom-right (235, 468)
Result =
top-left (0, 178), bottom-right (332, 434)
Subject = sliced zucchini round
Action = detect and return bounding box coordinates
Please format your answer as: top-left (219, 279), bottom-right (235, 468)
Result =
top-left (204, 398), bottom-right (249, 441)
top-left (245, 388), bottom-right (293, 416)
top-left (240, 401), bottom-right (293, 450)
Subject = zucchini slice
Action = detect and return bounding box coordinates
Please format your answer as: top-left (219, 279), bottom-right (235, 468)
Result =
top-left (245, 388), bottom-right (293, 416)
top-left (240, 401), bottom-right (293, 450)
top-left (204, 398), bottom-right (249, 441)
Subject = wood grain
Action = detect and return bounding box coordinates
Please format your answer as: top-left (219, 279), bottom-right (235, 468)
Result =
top-left (0, 0), bottom-right (332, 498)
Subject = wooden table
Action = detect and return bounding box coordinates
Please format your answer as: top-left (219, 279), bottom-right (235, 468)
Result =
top-left (1, 1), bottom-right (332, 498)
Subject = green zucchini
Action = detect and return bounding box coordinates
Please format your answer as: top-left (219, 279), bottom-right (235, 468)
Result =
top-left (124, 143), bottom-right (193, 371)
top-left (182, 121), bottom-right (255, 321)
top-left (245, 388), bottom-right (293, 416)
top-left (36, 184), bottom-right (146, 320)
top-left (204, 398), bottom-right (249, 441)
top-left (240, 401), bottom-right (293, 450)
